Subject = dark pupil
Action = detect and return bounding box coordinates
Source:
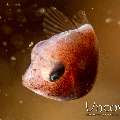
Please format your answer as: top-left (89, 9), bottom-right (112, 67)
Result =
top-left (49, 63), bottom-right (65, 82)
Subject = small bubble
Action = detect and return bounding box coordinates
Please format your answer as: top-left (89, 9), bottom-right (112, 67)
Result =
top-left (10, 56), bottom-right (16, 61)
top-left (29, 41), bottom-right (34, 47)
top-left (105, 18), bottom-right (113, 23)
top-left (91, 8), bottom-right (94, 10)
top-left (0, 16), bottom-right (2, 19)
top-left (2, 41), bottom-right (7, 46)
top-left (19, 100), bottom-right (23, 104)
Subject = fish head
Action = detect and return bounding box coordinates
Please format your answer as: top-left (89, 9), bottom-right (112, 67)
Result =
top-left (22, 24), bottom-right (98, 101)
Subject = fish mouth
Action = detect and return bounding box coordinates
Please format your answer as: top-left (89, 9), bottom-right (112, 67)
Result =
top-left (22, 68), bottom-right (34, 90)
top-left (22, 74), bottom-right (31, 89)
top-left (22, 76), bottom-right (37, 95)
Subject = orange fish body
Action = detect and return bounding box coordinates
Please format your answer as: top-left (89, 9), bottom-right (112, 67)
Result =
top-left (22, 7), bottom-right (98, 101)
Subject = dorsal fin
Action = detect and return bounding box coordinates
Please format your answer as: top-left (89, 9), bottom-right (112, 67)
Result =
top-left (42, 7), bottom-right (88, 37)
top-left (71, 10), bottom-right (88, 27)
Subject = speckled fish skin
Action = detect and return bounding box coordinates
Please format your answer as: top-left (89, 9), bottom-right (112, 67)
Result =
top-left (22, 24), bottom-right (98, 101)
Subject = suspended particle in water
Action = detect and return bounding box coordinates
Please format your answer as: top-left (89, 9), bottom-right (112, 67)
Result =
top-left (36, 8), bottom-right (46, 16)
top-left (17, 8), bottom-right (22, 13)
top-left (39, 8), bottom-right (46, 14)
top-left (32, 3), bottom-right (38, 8)
top-left (105, 18), bottom-right (113, 23)
top-left (0, 16), bottom-right (2, 20)
top-left (117, 20), bottom-right (120, 25)
top-left (10, 56), bottom-right (16, 61)
top-left (5, 49), bottom-right (8, 52)
top-left (4, 93), bottom-right (8, 97)
top-left (6, 2), bottom-right (9, 6)
top-left (15, 3), bottom-right (21, 7)
top-left (29, 41), bottom-right (34, 47)
top-left (2, 41), bottom-right (7, 47)
top-left (19, 100), bottom-right (23, 104)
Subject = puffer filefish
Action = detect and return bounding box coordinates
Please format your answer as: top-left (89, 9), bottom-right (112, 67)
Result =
top-left (22, 7), bottom-right (99, 101)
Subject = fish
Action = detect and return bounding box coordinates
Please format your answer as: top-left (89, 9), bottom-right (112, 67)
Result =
top-left (22, 7), bottom-right (99, 101)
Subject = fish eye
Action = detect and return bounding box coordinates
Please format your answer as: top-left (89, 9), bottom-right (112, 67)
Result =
top-left (49, 63), bottom-right (65, 82)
